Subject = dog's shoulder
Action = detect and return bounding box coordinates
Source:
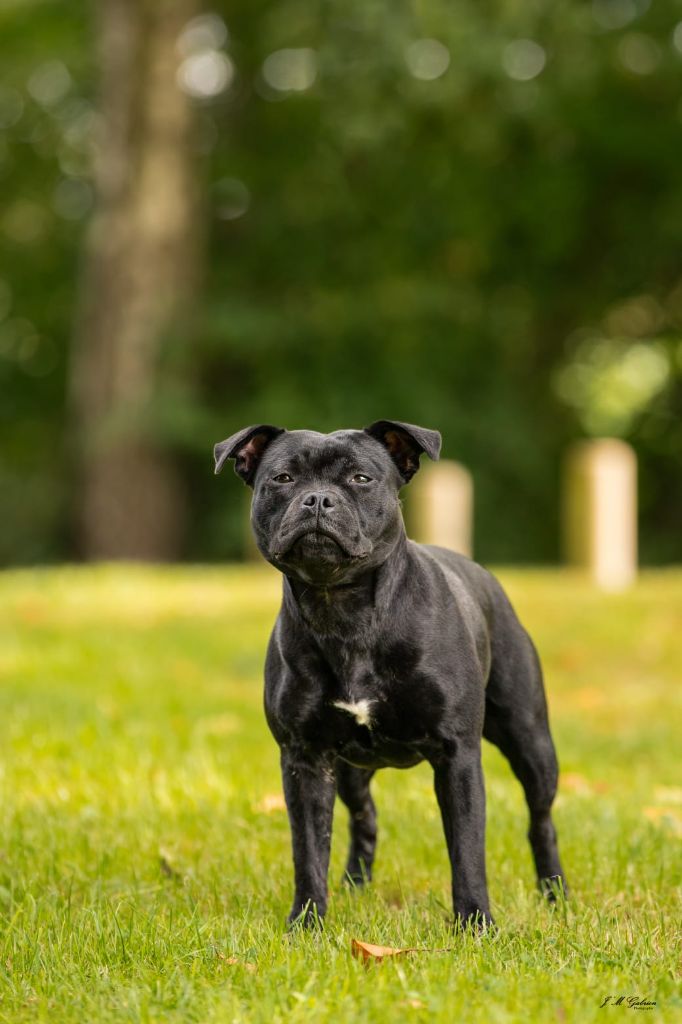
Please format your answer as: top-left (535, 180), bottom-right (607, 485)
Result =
top-left (408, 542), bottom-right (518, 626)
top-left (409, 542), bottom-right (493, 595)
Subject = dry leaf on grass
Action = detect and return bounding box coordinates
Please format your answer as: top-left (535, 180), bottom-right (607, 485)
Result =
top-left (351, 939), bottom-right (416, 962)
top-left (351, 939), bottom-right (455, 963)
top-left (217, 952), bottom-right (256, 973)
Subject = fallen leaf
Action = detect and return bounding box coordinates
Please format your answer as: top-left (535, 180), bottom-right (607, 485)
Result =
top-left (351, 939), bottom-right (415, 963)
top-left (217, 952), bottom-right (256, 973)
top-left (351, 939), bottom-right (453, 963)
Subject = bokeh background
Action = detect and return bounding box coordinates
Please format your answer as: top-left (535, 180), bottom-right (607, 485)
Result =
top-left (2, 7), bottom-right (682, 1018)
top-left (2, 0), bottom-right (681, 568)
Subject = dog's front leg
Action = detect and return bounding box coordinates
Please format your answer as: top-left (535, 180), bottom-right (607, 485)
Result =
top-left (281, 747), bottom-right (336, 928)
top-left (433, 743), bottom-right (493, 930)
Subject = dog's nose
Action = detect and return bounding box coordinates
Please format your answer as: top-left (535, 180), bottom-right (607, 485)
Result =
top-left (301, 491), bottom-right (335, 512)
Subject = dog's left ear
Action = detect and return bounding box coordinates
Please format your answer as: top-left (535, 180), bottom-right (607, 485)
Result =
top-left (364, 420), bottom-right (442, 483)
top-left (214, 424), bottom-right (285, 485)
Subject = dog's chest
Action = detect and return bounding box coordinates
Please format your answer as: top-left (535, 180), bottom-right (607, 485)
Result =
top-left (317, 647), bottom-right (445, 768)
top-left (327, 694), bottom-right (438, 769)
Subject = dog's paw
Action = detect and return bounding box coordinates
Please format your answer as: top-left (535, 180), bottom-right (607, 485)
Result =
top-left (453, 909), bottom-right (496, 935)
top-left (539, 874), bottom-right (569, 903)
top-left (286, 901), bottom-right (325, 931)
top-left (341, 864), bottom-right (372, 888)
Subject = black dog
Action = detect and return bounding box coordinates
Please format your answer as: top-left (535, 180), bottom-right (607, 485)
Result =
top-left (215, 420), bottom-right (567, 929)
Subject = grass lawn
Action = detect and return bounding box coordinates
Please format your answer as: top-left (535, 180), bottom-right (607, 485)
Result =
top-left (0, 564), bottom-right (680, 1023)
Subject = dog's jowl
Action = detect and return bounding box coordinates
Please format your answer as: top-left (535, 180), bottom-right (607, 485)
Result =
top-left (215, 420), bottom-right (567, 930)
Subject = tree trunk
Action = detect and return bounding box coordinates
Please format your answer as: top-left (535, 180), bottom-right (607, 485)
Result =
top-left (70, 0), bottom-right (201, 559)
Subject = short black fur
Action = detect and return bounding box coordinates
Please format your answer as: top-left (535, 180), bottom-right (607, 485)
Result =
top-left (214, 420), bottom-right (567, 929)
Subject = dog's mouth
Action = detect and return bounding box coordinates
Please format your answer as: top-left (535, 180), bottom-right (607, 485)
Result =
top-left (290, 531), bottom-right (344, 557)
top-left (275, 525), bottom-right (370, 562)
top-left (276, 527), bottom-right (347, 560)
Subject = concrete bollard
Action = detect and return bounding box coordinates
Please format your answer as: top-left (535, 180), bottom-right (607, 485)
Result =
top-left (409, 460), bottom-right (473, 557)
top-left (562, 439), bottom-right (637, 591)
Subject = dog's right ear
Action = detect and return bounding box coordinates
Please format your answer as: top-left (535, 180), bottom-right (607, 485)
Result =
top-left (214, 424), bottom-right (285, 486)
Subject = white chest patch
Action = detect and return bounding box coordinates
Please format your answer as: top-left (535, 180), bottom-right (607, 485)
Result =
top-left (332, 698), bottom-right (375, 728)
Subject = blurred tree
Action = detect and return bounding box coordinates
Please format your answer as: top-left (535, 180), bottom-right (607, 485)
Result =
top-left (192, 0), bottom-right (682, 563)
top-left (70, 0), bottom-right (202, 558)
top-left (1, 0), bottom-right (681, 565)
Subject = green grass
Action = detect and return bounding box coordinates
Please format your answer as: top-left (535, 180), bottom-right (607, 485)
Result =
top-left (0, 565), bottom-right (680, 1023)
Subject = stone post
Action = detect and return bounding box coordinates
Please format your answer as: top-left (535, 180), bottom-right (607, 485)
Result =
top-left (409, 460), bottom-right (473, 557)
top-left (563, 439), bottom-right (637, 590)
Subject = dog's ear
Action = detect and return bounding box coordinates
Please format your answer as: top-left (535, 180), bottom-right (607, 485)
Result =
top-left (214, 424), bottom-right (285, 485)
top-left (364, 420), bottom-right (442, 483)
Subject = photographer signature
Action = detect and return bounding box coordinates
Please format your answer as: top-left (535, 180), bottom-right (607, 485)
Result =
top-left (599, 996), bottom-right (657, 1010)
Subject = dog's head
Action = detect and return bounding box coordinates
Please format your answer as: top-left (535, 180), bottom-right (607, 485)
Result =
top-left (214, 420), bottom-right (441, 585)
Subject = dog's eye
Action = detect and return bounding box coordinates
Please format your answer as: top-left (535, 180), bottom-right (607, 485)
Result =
top-left (273, 473), bottom-right (294, 484)
top-left (351, 474), bottom-right (372, 484)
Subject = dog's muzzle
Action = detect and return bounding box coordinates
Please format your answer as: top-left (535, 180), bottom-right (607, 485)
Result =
top-left (273, 519), bottom-right (371, 562)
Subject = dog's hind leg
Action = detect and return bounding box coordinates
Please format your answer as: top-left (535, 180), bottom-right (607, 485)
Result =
top-left (336, 762), bottom-right (377, 886)
top-left (483, 636), bottom-right (568, 902)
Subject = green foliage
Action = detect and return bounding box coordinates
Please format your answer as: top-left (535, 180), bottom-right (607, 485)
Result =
top-left (0, 1), bottom-right (91, 563)
top-left (0, 565), bottom-right (680, 1021)
top-left (1, 1), bottom-right (682, 563)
